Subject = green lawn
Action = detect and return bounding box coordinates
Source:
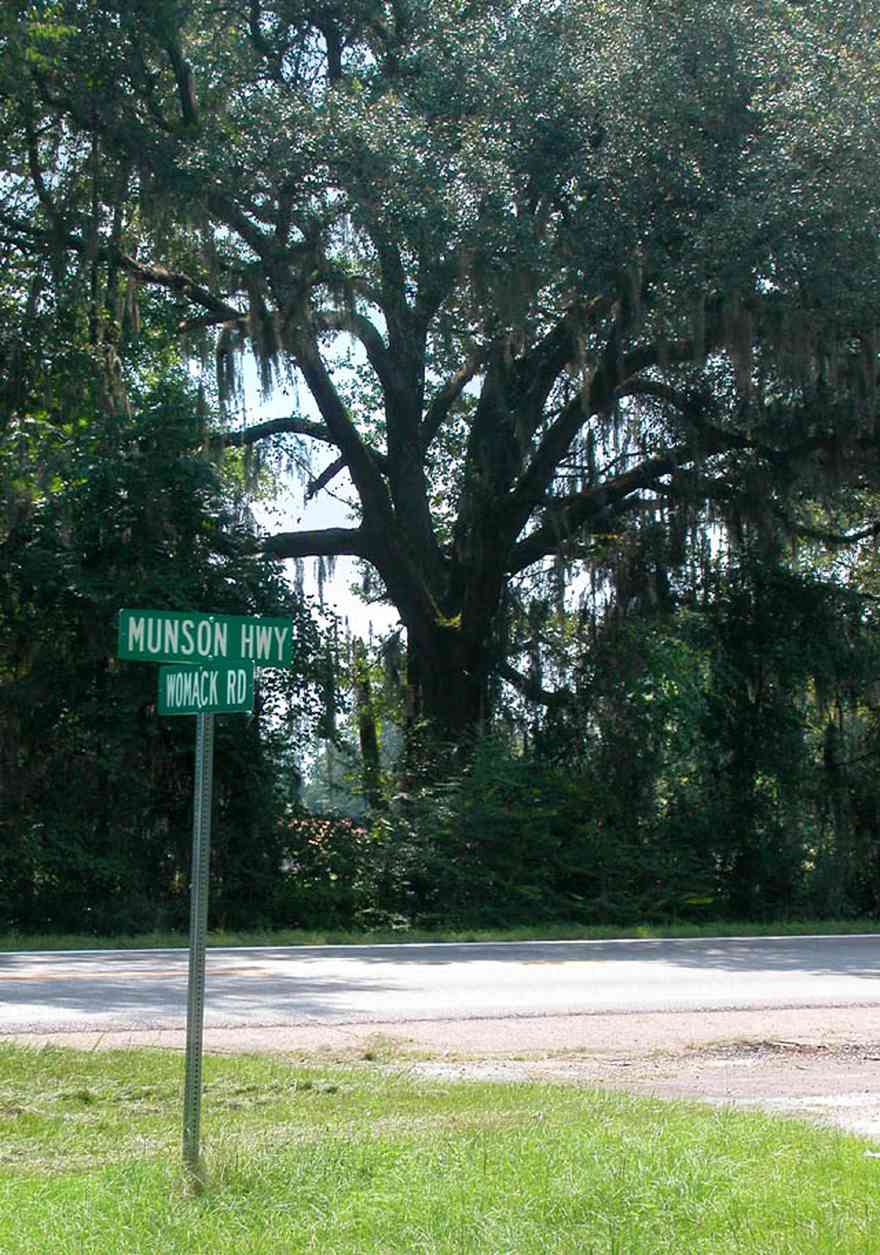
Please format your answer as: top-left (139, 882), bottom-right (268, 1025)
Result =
top-left (0, 1044), bottom-right (877, 1253)
top-left (1, 917), bottom-right (878, 952)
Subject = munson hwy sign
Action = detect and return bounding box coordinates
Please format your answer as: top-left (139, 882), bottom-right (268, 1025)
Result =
top-left (118, 608), bottom-right (293, 667)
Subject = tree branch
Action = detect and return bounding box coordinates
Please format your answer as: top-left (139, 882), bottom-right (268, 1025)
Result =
top-left (776, 514), bottom-right (880, 548)
top-left (616, 378), bottom-right (705, 411)
top-left (497, 662), bottom-right (573, 709)
top-left (162, 37), bottom-right (198, 127)
top-left (119, 252), bottom-right (243, 322)
top-left (421, 352), bottom-right (483, 451)
top-left (515, 297), bottom-right (613, 442)
top-left (315, 308), bottom-right (395, 398)
top-left (261, 527), bottom-right (369, 561)
top-left (508, 431), bottom-right (743, 575)
top-left (0, 209), bottom-right (244, 326)
top-left (292, 327), bottom-right (396, 532)
top-left (25, 113), bottom-right (61, 229)
top-left (220, 415), bottom-right (335, 448)
top-left (503, 342), bottom-right (660, 544)
top-left (307, 455), bottom-right (346, 499)
top-left (505, 303), bottom-right (732, 547)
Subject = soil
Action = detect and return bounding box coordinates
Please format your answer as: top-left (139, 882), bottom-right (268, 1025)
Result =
top-left (408, 1034), bottom-right (880, 1146)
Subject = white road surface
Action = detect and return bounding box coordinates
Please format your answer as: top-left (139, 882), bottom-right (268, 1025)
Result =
top-left (1, 934), bottom-right (878, 1035)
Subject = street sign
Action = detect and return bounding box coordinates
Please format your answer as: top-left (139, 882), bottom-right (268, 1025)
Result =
top-left (116, 604), bottom-right (292, 1189)
top-left (158, 661), bottom-right (255, 717)
top-left (118, 608), bottom-right (293, 667)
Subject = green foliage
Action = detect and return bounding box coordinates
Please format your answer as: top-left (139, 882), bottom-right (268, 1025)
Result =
top-left (273, 815), bottom-right (376, 930)
top-left (3, 0), bottom-right (879, 744)
top-left (284, 736), bottom-right (708, 931)
top-left (2, 0), bottom-right (880, 932)
top-left (0, 382), bottom-right (335, 934)
top-left (287, 550), bottom-right (880, 932)
top-left (3, 1044), bottom-right (880, 1254)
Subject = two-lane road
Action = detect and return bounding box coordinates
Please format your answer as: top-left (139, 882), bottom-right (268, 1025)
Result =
top-left (1, 934), bottom-right (878, 1036)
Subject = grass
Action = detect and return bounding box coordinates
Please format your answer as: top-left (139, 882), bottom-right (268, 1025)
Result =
top-left (1, 1044), bottom-right (878, 1253)
top-left (1, 917), bottom-right (877, 952)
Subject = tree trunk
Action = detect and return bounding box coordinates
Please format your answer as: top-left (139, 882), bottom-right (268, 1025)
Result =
top-left (353, 638), bottom-right (383, 810)
top-left (405, 620), bottom-right (489, 745)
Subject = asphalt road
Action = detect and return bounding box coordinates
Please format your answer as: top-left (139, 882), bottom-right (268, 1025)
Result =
top-left (1, 934), bottom-right (878, 1036)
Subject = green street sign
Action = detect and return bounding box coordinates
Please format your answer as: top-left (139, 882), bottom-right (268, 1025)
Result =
top-left (158, 660), bottom-right (255, 716)
top-left (118, 608), bottom-right (293, 667)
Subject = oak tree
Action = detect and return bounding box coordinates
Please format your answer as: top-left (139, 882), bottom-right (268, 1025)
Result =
top-left (3, 0), bottom-right (879, 739)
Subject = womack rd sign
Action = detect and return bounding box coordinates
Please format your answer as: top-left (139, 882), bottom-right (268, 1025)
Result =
top-left (118, 608), bottom-right (293, 667)
top-left (159, 661), bottom-right (255, 716)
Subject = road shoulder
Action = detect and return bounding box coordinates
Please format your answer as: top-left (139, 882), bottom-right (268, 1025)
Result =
top-left (6, 1003), bottom-right (879, 1143)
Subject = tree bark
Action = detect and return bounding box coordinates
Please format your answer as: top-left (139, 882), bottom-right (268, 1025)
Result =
top-left (405, 619), bottom-right (489, 743)
top-left (353, 638), bottom-right (383, 809)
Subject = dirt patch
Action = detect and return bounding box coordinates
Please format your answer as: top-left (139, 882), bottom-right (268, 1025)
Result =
top-left (407, 1035), bottom-right (880, 1144)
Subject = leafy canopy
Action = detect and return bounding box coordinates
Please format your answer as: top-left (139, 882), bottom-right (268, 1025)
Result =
top-left (2, 0), bottom-right (879, 732)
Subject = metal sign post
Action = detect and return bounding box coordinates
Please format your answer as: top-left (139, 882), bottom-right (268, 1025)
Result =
top-left (182, 712), bottom-right (215, 1189)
